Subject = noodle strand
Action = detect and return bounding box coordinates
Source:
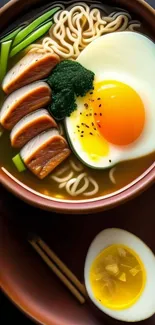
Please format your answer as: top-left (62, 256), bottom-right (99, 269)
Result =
top-left (29, 4), bottom-right (141, 59)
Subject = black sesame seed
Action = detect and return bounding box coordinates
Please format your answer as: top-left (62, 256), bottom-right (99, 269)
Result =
top-left (89, 113), bottom-right (92, 116)
top-left (98, 124), bottom-right (101, 128)
top-left (85, 125), bottom-right (89, 128)
top-left (92, 122), bottom-right (94, 126)
top-left (90, 132), bottom-right (93, 135)
top-left (86, 114), bottom-right (88, 117)
top-left (81, 135), bottom-right (84, 137)
top-left (89, 91), bottom-right (93, 94)
top-left (99, 104), bottom-right (102, 108)
top-left (84, 103), bottom-right (88, 108)
top-left (94, 113), bottom-right (97, 116)
top-left (109, 160), bottom-right (112, 163)
top-left (81, 131), bottom-right (84, 134)
top-left (76, 125), bottom-right (80, 128)
top-left (97, 98), bottom-right (101, 100)
top-left (80, 112), bottom-right (82, 115)
top-left (94, 128), bottom-right (97, 131)
top-left (100, 113), bottom-right (102, 116)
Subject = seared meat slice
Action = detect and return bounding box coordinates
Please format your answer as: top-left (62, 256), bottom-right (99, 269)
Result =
top-left (0, 81), bottom-right (51, 130)
top-left (20, 129), bottom-right (71, 179)
top-left (11, 109), bottom-right (57, 148)
top-left (2, 52), bottom-right (60, 94)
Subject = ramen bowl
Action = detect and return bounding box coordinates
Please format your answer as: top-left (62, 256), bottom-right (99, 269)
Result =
top-left (0, 0), bottom-right (154, 214)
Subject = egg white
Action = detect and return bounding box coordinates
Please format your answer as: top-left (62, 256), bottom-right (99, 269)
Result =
top-left (84, 228), bottom-right (155, 322)
top-left (66, 32), bottom-right (155, 169)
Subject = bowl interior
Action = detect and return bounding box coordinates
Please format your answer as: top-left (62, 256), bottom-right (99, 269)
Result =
top-left (0, 0), bottom-right (154, 213)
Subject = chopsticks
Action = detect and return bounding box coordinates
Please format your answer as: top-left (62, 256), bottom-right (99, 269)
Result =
top-left (28, 235), bottom-right (86, 304)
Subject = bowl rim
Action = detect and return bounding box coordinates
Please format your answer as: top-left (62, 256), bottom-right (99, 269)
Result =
top-left (0, 0), bottom-right (155, 214)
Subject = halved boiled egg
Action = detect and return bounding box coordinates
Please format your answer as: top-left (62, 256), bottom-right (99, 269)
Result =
top-left (65, 32), bottom-right (155, 169)
top-left (84, 228), bottom-right (155, 322)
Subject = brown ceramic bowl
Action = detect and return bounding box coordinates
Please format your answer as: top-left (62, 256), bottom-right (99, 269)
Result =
top-left (0, 0), bottom-right (155, 214)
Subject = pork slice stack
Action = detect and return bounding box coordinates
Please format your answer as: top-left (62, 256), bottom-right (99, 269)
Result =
top-left (0, 51), bottom-right (71, 179)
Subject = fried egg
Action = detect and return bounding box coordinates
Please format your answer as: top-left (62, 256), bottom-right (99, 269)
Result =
top-left (65, 32), bottom-right (155, 169)
top-left (84, 228), bottom-right (155, 322)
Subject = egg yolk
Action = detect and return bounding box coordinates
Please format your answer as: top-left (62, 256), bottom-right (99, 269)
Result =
top-left (73, 98), bottom-right (109, 161)
top-left (90, 244), bottom-right (146, 310)
top-left (91, 80), bottom-right (145, 146)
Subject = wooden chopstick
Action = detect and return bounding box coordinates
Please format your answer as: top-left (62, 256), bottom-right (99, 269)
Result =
top-left (28, 237), bottom-right (86, 304)
top-left (37, 237), bottom-right (87, 297)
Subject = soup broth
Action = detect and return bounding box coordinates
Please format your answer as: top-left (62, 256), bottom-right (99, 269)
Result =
top-left (0, 1), bottom-right (154, 201)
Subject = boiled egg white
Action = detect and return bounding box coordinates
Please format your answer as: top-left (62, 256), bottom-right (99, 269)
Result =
top-left (66, 32), bottom-right (155, 169)
top-left (84, 228), bottom-right (155, 322)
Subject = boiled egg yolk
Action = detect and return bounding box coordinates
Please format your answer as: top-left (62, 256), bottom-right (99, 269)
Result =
top-left (91, 80), bottom-right (145, 146)
top-left (90, 244), bottom-right (146, 310)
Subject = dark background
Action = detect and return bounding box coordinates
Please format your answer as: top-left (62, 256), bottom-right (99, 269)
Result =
top-left (0, 0), bottom-right (155, 324)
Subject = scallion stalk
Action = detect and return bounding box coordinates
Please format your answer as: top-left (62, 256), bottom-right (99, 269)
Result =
top-left (0, 40), bottom-right (12, 82)
top-left (0, 27), bottom-right (23, 42)
top-left (12, 154), bottom-right (26, 172)
top-left (13, 7), bottom-right (60, 47)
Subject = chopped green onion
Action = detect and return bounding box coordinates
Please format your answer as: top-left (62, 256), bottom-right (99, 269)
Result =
top-left (10, 21), bottom-right (53, 57)
top-left (13, 7), bottom-right (60, 47)
top-left (0, 27), bottom-right (23, 42)
top-left (0, 40), bottom-right (12, 82)
top-left (12, 154), bottom-right (26, 172)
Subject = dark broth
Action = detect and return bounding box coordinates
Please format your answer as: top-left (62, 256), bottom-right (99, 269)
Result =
top-left (0, 119), bottom-right (154, 200)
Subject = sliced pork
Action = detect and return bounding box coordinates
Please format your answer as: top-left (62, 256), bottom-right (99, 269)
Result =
top-left (2, 52), bottom-right (60, 94)
top-left (21, 129), bottom-right (71, 179)
top-left (11, 109), bottom-right (57, 149)
top-left (0, 81), bottom-right (51, 130)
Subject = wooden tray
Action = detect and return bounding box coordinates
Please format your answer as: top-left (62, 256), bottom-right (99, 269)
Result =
top-left (0, 184), bottom-right (155, 325)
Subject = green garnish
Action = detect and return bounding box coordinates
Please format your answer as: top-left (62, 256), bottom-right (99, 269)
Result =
top-left (0, 40), bottom-right (12, 82)
top-left (47, 60), bottom-right (95, 120)
top-left (12, 154), bottom-right (26, 172)
top-left (13, 7), bottom-right (60, 47)
top-left (10, 21), bottom-right (52, 57)
top-left (0, 26), bottom-right (23, 42)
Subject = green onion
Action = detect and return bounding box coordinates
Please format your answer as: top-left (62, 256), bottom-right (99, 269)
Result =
top-left (0, 27), bottom-right (23, 42)
top-left (13, 7), bottom-right (60, 47)
top-left (10, 21), bottom-right (53, 57)
top-left (0, 40), bottom-right (12, 82)
top-left (33, 17), bottom-right (52, 30)
top-left (12, 154), bottom-right (26, 172)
